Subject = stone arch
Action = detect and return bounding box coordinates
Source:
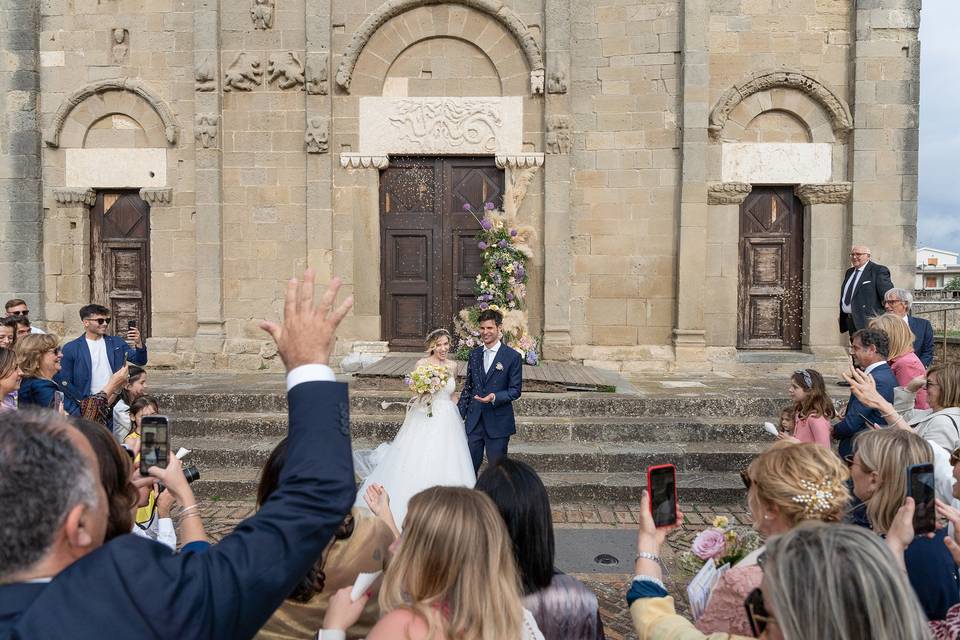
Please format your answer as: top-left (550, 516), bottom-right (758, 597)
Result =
top-left (336, 0), bottom-right (544, 95)
top-left (350, 4), bottom-right (529, 96)
top-left (45, 78), bottom-right (179, 148)
top-left (709, 69), bottom-right (851, 142)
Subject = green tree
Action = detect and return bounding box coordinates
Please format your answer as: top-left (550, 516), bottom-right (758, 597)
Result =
top-left (946, 276), bottom-right (960, 291)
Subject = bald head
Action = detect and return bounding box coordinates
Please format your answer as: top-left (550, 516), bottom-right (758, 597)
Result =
top-left (851, 246), bottom-right (871, 269)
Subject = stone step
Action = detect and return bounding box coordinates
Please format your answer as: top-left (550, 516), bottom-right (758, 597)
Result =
top-left (155, 389), bottom-right (788, 419)
top-left (173, 435), bottom-right (764, 473)
top-left (190, 467), bottom-right (745, 505)
top-left (168, 412), bottom-right (777, 444)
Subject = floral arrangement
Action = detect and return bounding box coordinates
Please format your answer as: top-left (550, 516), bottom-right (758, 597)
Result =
top-left (453, 202), bottom-right (541, 365)
top-left (405, 363), bottom-right (450, 417)
top-left (677, 516), bottom-right (761, 574)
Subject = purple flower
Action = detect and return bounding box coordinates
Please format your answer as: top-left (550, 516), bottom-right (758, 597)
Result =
top-left (526, 350), bottom-right (538, 365)
top-left (479, 302), bottom-right (489, 310)
top-left (691, 529), bottom-right (727, 561)
top-left (510, 229), bottom-right (518, 237)
top-left (498, 240), bottom-right (508, 248)
top-left (484, 202), bottom-right (495, 210)
top-left (462, 203), bottom-right (472, 212)
top-left (507, 292), bottom-right (514, 300)
top-left (478, 241), bottom-right (488, 250)
top-left (480, 219), bottom-right (493, 230)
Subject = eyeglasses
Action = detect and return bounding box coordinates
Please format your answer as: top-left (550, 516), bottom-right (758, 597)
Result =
top-left (883, 299), bottom-right (903, 306)
top-left (924, 381), bottom-right (940, 390)
top-left (740, 469), bottom-right (752, 490)
top-left (950, 448), bottom-right (960, 467)
top-left (87, 318), bottom-right (111, 325)
top-left (47, 347), bottom-right (61, 356)
top-left (8, 310), bottom-right (28, 316)
top-left (744, 587), bottom-right (776, 637)
top-left (850, 252), bottom-right (869, 257)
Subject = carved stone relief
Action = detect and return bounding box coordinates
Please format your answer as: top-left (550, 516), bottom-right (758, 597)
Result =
top-left (387, 98), bottom-right (502, 152)
top-left (53, 187), bottom-right (96, 207)
top-left (251, 0), bottom-right (275, 30)
top-left (195, 114), bottom-right (219, 149)
top-left (45, 78), bottom-right (179, 148)
top-left (546, 67), bottom-right (567, 94)
top-left (139, 188), bottom-right (174, 206)
top-left (111, 28), bottom-right (129, 64)
top-left (195, 55), bottom-right (217, 92)
top-left (267, 52), bottom-right (305, 90)
top-left (304, 117), bottom-right (329, 154)
top-left (709, 69), bottom-right (853, 142)
top-left (546, 115), bottom-right (573, 155)
top-left (794, 182), bottom-right (853, 206)
top-left (495, 154), bottom-right (544, 216)
top-left (707, 182), bottom-right (752, 205)
top-left (305, 51), bottom-right (329, 95)
top-left (223, 53), bottom-right (263, 92)
top-left (340, 153), bottom-right (389, 169)
top-left (334, 0), bottom-right (544, 95)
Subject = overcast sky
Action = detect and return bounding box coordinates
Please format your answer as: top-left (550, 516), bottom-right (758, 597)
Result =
top-left (917, 2), bottom-right (960, 253)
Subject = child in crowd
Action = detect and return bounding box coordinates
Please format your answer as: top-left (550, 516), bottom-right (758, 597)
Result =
top-left (781, 368), bottom-right (835, 447)
top-left (113, 365), bottom-right (147, 442)
top-left (777, 406), bottom-right (795, 436)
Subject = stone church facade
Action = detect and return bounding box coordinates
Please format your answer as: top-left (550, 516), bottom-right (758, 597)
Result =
top-left (0, 0), bottom-right (920, 376)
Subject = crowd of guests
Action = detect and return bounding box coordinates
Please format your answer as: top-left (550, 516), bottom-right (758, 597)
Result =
top-left (5, 262), bottom-right (960, 640)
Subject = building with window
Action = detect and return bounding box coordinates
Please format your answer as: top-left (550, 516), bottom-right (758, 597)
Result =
top-left (917, 247), bottom-right (960, 292)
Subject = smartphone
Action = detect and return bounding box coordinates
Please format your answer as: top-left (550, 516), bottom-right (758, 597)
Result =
top-left (907, 463), bottom-right (936, 535)
top-left (647, 464), bottom-right (678, 527)
top-left (52, 390), bottom-right (64, 413)
top-left (128, 319), bottom-right (137, 330)
top-left (140, 415), bottom-right (170, 476)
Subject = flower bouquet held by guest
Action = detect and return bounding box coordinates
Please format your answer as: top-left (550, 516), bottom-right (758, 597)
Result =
top-left (354, 329), bottom-right (475, 527)
top-left (779, 369), bottom-right (835, 447)
top-left (869, 313), bottom-right (929, 409)
top-left (692, 442), bottom-right (848, 636)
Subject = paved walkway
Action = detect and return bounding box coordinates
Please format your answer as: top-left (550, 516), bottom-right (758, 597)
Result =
top-left (195, 498), bottom-right (752, 640)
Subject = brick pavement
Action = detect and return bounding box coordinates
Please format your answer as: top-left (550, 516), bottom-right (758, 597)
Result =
top-left (193, 498), bottom-right (751, 640)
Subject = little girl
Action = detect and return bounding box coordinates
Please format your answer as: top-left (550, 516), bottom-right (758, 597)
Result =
top-left (782, 368), bottom-right (835, 447)
top-left (778, 406), bottom-right (795, 436)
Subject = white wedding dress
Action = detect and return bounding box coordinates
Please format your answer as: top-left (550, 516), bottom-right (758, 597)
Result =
top-left (354, 373), bottom-right (476, 527)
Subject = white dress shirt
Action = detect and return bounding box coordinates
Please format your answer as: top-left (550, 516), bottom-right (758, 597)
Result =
top-left (483, 341), bottom-right (501, 373)
top-left (86, 337), bottom-right (112, 394)
top-left (841, 262), bottom-right (868, 314)
top-left (863, 360), bottom-right (886, 376)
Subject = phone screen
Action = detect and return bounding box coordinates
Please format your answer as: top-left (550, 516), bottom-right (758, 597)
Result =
top-left (907, 463), bottom-right (936, 535)
top-left (140, 416), bottom-right (170, 476)
top-left (52, 391), bottom-right (64, 413)
top-left (648, 465), bottom-right (678, 527)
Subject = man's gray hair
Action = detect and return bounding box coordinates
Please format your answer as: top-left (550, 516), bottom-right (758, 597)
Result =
top-left (0, 410), bottom-right (99, 582)
top-left (886, 287), bottom-right (913, 311)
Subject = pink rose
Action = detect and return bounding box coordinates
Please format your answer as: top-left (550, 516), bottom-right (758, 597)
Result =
top-left (691, 529), bottom-right (727, 561)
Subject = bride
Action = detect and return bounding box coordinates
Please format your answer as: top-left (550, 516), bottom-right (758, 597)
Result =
top-left (354, 328), bottom-right (476, 527)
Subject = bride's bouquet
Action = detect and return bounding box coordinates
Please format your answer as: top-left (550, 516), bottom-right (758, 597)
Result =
top-left (405, 364), bottom-right (451, 417)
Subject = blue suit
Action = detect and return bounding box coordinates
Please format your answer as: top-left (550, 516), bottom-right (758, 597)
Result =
top-left (0, 380), bottom-right (355, 640)
top-left (834, 362), bottom-right (898, 460)
top-left (458, 343), bottom-right (522, 472)
top-left (57, 334), bottom-right (147, 397)
top-left (909, 314), bottom-right (935, 368)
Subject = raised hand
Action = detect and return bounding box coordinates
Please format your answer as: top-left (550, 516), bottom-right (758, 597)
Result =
top-left (936, 499), bottom-right (960, 565)
top-left (259, 269), bottom-right (354, 370)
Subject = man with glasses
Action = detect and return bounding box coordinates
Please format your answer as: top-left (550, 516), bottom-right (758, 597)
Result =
top-left (4, 298), bottom-right (45, 334)
top-left (884, 287), bottom-right (935, 367)
top-left (838, 246), bottom-right (893, 385)
top-left (57, 304), bottom-right (147, 400)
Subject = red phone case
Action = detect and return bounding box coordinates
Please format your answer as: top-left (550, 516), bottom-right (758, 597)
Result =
top-left (647, 464), bottom-right (678, 526)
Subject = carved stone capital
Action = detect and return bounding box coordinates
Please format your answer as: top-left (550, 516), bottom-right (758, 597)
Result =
top-left (53, 188), bottom-right (96, 207)
top-left (340, 153), bottom-right (389, 170)
top-left (495, 153), bottom-right (545, 169)
top-left (707, 182), bottom-right (752, 205)
top-left (794, 182), bottom-right (852, 205)
top-left (139, 188), bottom-right (173, 206)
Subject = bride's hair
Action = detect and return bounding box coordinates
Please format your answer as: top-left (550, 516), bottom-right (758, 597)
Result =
top-left (379, 486), bottom-right (524, 640)
top-left (424, 328), bottom-right (452, 354)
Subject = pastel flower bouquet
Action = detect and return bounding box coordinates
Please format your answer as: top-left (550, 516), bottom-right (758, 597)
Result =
top-left (405, 363), bottom-right (450, 417)
top-left (453, 202), bottom-right (541, 365)
top-left (677, 516), bottom-right (761, 574)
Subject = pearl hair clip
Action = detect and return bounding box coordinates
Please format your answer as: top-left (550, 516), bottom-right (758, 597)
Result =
top-left (792, 479), bottom-right (835, 516)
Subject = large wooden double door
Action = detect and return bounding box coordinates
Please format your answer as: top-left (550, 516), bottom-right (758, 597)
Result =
top-left (737, 186), bottom-right (804, 350)
top-left (90, 191), bottom-right (151, 338)
top-left (380, 157), bottom-right (504, 350)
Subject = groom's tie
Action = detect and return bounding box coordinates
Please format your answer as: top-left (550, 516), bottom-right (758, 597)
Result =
top-left (484, 348), bottom-right (494, 374)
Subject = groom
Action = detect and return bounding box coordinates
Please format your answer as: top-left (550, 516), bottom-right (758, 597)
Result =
top-left (458, 309), bottom-right (523, 473)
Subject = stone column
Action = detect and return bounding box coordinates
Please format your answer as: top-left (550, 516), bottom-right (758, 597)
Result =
top-left (542, 0), bottom-right (573, 360)
top-left (850, 3), bottom-right (920, 289)
top-left (193, 0), bottom-right (225, 354)
top-left (305, 0), bottom-right (333, 281)
top-left (49, 188), bottom-right (96, 336)
top-left (672, 0), bottom-right (710, 365)
top-left (0, 1), bottom-right (43, 317)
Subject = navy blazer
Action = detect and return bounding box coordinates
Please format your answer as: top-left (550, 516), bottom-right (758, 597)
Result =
top-left (834, 362), bottom-right (898, 460)
top-left (458, 344), bottom-right (522, 438)
top-left (0, 380), bottom-right (355, 640)
top-left (909, 314), bottom-right (935, 368)
top-left (16, 377), bottom-right (80, 415)
top-left (57, 334), bottom-right (148, 397)
top-left (837, 261), bottom-right (894, 333)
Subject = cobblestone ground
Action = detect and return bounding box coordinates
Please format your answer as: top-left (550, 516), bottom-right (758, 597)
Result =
top-left (196, 499), bottom-right (751, 640)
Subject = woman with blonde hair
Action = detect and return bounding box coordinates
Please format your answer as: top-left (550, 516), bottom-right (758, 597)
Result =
top-left (850, 429), bottom-right (959, 620)
top-left (14, 334), bottom-right (79, 414)
top-left (320, 486), bottom-right (544, 640)
top-left (868, 313), bottom-right (929, 409)
top-left (695, 442), bottom-right (849, 635)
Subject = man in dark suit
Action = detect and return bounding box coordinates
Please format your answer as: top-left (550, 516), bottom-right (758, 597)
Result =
top-left (883, 287), bottom-right (935, 367)
top-left (57, 304), bottom-right (148, 400)
top-left (458, 309), bottom-right (523, 473)
top-left (0, 270), bottom-right (356, 640)
top-left (838, 246), bottom-right (894, 337)
top-left (833, 328), bottom-right (898, 461)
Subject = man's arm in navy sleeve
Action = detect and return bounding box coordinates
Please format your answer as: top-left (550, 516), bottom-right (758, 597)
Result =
top-left (494, 351), bottom-right (522, 406)
top-left (919, 321), bottom-right (935, 368)
top-left (458, 353), bottom-right (474, 418)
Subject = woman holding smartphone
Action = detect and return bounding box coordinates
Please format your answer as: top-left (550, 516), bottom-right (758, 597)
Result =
top-left (14, 334), bottom-right (80, 414)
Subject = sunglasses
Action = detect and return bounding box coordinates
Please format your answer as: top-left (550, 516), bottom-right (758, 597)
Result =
top-left (740, 469), bottom-right (752, 490)
top-left (951, 448), bottom-right (960, 467)
top-left (87, 318), bottom-right (111, 325)
top-left (47, 347), bottom-right (62, 356)
top-left (8, 310), bottom-right (28, 316)
top-left (744, 587), bottom-right (775, 637)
